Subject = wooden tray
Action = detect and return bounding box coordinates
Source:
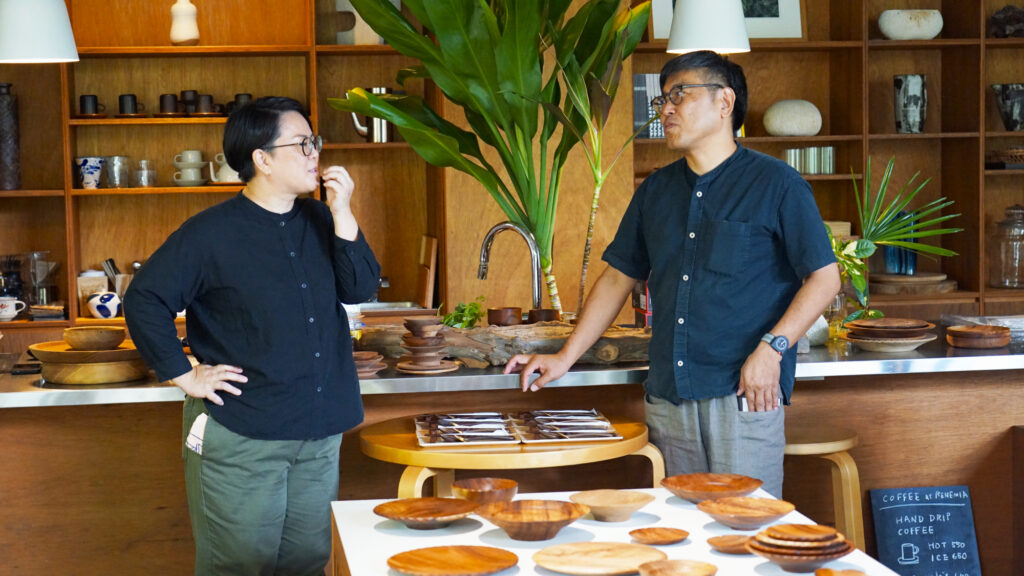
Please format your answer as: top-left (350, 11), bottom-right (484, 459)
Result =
top-left (532, 542), bottom-right (666, 575)
top-left (41, 359), bottom-right (149, 385)
top-left (29, 340), bottom-right (140, 363)
top-left (387, 545), bottom-right (517, 576)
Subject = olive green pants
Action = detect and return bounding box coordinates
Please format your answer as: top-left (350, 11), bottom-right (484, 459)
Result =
top-left (182, 397), bottom-right (343, 576)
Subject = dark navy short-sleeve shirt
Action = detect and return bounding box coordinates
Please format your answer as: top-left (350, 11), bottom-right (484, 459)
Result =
top-left (602, 144), bottom-right (834, 404)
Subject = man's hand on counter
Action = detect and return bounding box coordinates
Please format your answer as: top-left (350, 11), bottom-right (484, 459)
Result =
top-left (504, 353), bottom-right (572, 392)
top-left (172, 364), bottom-right (247, 406)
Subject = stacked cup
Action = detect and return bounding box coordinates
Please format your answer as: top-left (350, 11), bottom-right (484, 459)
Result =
top-left (397, 317), bottom-right (457, 374)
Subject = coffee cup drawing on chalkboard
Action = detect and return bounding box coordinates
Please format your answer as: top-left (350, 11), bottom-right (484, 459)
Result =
top-left (898, 542), bottom-right (920, 565)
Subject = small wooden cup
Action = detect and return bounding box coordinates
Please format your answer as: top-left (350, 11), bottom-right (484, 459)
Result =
top-left (487, 307), bottom-right (522, 326)
top-left (526, 308), bottom-right (560, 324)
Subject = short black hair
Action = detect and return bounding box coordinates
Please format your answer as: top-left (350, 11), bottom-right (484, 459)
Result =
top-left (222, 97), bottom-right (312, 182)
top-left (659, 51), bottom-right (748, 133)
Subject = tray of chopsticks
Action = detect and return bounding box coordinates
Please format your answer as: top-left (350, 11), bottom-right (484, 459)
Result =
top-left (510, 409), bottom-right (622, 444)
top-left (414, 412), bottom-right (520, 447)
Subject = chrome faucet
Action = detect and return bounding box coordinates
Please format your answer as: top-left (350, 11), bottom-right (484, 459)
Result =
top-left (478, 221), bottom-right (543, 311)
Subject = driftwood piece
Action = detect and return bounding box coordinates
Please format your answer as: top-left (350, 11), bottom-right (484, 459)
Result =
top-left (357, 322), bottom-right (651, 367)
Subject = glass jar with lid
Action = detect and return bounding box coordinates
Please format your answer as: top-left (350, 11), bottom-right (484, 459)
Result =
top-left (989, 204), bottom-right (1024, 288)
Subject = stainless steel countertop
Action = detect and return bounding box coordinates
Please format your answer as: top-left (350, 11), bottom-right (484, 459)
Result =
top-left (4, 336), bottom-right (1024, 408)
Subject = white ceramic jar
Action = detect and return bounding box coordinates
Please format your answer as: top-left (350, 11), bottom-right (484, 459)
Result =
top-left (878, 9), bottom-right (944, 41)
top-left (763, 100), bottom-right (822, 137)
top-left (170, 0), bottom-right (200, 46)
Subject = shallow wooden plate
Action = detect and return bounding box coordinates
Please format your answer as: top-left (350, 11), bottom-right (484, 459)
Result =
top-left (532, 542), bottom-right (666, 575)
top-left (638, 558), bottom-right (718, 576)
top-left (746, 541), bottom-right (853, 572)
top-left (946, 325), bottom-right (1010, 338)
top-left (841, 332), bottom-right (936, 353)
top-left (352, 350), bottom-right (383, 362)
top-left (373, 497), bottom-right (477, 530)
top-left (661, 472), bottom-right (762, 503)
top-left (765, 524), bottom-right (838, 542)
top-left (387, 545), bottom-right (517, 576)
top-left (629, 527), bottom-right (689, 545)
top-left (569, 489), bottom-right (655, 522)
top-left (846, 321), bottom-right (934, 339)
top-left (30, 340), bottom-right (140, 363)
top-left (397, 360), bottom-right (459, 375)
top-left (696, 497), bottom-right (795, 531)
top-left (755, 531), bottom-right (845, 549)
top-left (815, 569), bottom-right (867, 576)
top-left (845, 317), bottom-right (930, 329)
top-left (871, 272), bottom-right (947, 284)
top-left (706, 534), bottom-right (752, 554)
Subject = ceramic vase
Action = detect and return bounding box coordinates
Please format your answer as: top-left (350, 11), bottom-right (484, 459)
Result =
top-left (878, 10), bottom-right (944, 40)
top-left (993, 84), bottom-right (1024, 132)
top-left (894, 74), bottom-right (927, 134)
top-left (763, 99), bottom-right (822, 137)
top-left (170, 0), bottom-right (200, 46)
top-left (0, 83), bottom-right (21, 190)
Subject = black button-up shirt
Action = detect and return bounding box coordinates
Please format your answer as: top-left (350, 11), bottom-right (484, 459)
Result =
top-left (603, 145), bottom-right (834, 404)
top-left (125, 193), bottom-right (381, 440)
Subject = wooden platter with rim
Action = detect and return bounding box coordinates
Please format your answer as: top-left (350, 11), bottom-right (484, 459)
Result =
top-left (946, 325), bottom-right (1011, 348)
top-left (387, 545), bottom-right (517, 576)
top-left (41, 359), bottom-right (149, 385)
top-left (629, 527), bottom-right (689, 545)
top-left (372, 497), bottom-right (477, 530)
top-left (30, 340), bottom-right (140, 363)
top-left (532, 541), bottom-right (667, 576)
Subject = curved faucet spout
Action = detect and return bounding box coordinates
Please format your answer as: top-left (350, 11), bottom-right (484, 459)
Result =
top-left (478, 221), bottom-right (543, 311)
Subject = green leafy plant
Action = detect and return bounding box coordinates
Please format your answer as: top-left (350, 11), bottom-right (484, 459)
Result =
top-left (327, 0), bottom-right (650, 313)
top-left (439, 295), bottom-right (486, 328)
top-left (831, 156), bottom-right (963, 323)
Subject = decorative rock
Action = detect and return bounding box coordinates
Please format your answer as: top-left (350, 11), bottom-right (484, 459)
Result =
top-left (993, 84), bottom-right (1024, 132)
top-left (990, 5), bottom-right (1024, 38)
top-left (763, 99), bottom-right (822, 137)
top-left (878, 9), bottom-right (943, 40)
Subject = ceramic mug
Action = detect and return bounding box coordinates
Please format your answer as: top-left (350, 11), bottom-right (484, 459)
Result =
top-left (74, 156), bottom-right (105, 189)
top-left (174, 168), bottom-right (202, 182)
top-left (174, 150), bottom-right (202, 163)
top-left (0, 296), bottom-right (26, 321)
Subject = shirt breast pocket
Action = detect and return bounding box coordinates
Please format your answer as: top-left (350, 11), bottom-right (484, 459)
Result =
top-left (702, 220), bottom-right (750, 276)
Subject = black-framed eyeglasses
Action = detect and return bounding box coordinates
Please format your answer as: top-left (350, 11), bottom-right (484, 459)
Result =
top-left (263, 134), bottom-right (323, 157)
top-left (650, 83), bottom-right (724, 114)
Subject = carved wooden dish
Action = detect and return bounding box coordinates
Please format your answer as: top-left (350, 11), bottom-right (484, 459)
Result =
top-left (706, 534), bottom-right (752, 554)
top-left (63, 326), bottom-right (126, 351)
top-left (373, 497), bottom-right (477, 530)
top-left (387, 545), bottom-right (518, 576)
top-left (638, 558), bottom-right (718, 576)
top-left (533, 542), bottom-right (666, 576)
top-left (661, 473), bottom-right (762, 503)
top-left (450, 477), bottom-right (518, 505)
top-left (697, 497), bottom-right (795, 530)
top-left (569, 489), bottom-right (655, 522)
top-left (629, 527), bottom-right (689, 545)
top-left (476, 499), bottom-right (588, 541)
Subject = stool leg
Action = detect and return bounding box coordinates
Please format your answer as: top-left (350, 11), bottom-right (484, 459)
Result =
top-left (821, 451), bottom-right (865, 551)
top-left (397, 466), bottom-right (455, 498)
top-left (631, 442), bottom-right (666, 488)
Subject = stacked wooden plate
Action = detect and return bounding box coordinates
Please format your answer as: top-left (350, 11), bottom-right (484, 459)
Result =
top-left (746, 524), bottom-right (853, 573)
top-left (30, 327), bottom-right (148, 385)
top-left (869, 272), bottom-right (956, 295)
top-left (842, 317), bottom-right (936, 352)
top-left (398, 317), bottom-right (458, 374)
top-left (352, 350), bottom-right (386, 378)
top-left (946, 325), bottom-right (1011, 349)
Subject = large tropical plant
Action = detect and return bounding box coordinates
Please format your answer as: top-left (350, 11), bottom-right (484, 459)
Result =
top-left (831, 156), bottom-right (963, 322)
top-left (327, 0), bottom-right (650, 313)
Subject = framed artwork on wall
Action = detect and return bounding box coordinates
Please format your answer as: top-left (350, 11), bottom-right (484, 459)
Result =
top-left (742, 0), bottom-right (806, 40)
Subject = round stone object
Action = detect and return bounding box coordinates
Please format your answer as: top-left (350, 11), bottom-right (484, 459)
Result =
top-left (763, 99), bottom-right (822, 137)
top-left (878, 9), bottom-right (943, 40)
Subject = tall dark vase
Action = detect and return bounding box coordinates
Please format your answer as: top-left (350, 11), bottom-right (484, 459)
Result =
top-left (0, 82), bottom-right (22, 190)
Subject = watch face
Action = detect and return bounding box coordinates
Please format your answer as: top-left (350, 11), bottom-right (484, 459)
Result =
top-left (771, 336), bottom-right (789, 353)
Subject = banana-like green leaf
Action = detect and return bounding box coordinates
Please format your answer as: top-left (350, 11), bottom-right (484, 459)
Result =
top-left (397, 65), bottom-right (429, 86)
top-left (554, 1), bottom-right (598, 65)
top-left (572, 0), bottom-right (618, 68)
top-left (386, 94), bottom-right (487, 161)
top-left (496, 0), bottom-right (542, 140)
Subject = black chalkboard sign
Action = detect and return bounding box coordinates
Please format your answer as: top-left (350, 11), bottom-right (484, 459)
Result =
top-left (870, 485), bottom-right (981, 576)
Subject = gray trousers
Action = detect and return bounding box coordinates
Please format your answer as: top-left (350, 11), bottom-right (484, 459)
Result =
top-left (182, 397), bottom-right (343, 576)
top-left (644, 392), bottom-right (785, 497)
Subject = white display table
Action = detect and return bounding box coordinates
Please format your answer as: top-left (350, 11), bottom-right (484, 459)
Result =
top-left (329, 488), bottom-right (899, 575)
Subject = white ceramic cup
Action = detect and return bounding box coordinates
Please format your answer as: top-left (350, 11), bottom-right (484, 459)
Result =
top-left (174, 168), bottom-right (203, 182)
top-left (74, 156), bottom-right (105, 189)
top-left (174, 150), bottom-right (203, 163)
top-left (0, 296), bottom-right (26, 321)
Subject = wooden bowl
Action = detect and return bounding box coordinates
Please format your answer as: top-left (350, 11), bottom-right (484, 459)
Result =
top-left (41, 359), bottom-right (149, 385)
top-left (352, 350), bottom-right (382, 362)
top-left (842, 332), bottom-right (936, 352)
top-left (946, 325), bottom-right (1010, 348)
top-left (569, 489), bottom-right (655, 522)
top-left (526, 308), bottom-right (560, 324)
top-left (746, 540), bottom-right (854, 573)
top-left (629, 527), bottom-right (689, 545)
top-left (706, 534), bottom-right (752, 554)
top-left (814, 569), bottom-right (867, 576)
top-left (638, 558), bottom-right (718, 576)
top-left (451, 477), bottom-right (518, 505)
top-left (405, 323), bottom-right (444, 338)
top-left (846, 321), bottom-right (934, 339)
top-left (487, 307), bottom-right (522, 326)
top-left (661, 473), bottom-right (762, 503)
top-left (62, 326), bottom-right (126, 351)
top-left (402, 333), bottom-right (445, 347)
top-left (697, 497), bottom-right (795, 531)
top-left (477, 499), bottom-right (588, 541)
top-left (372, 497), bottom-right (477, 530)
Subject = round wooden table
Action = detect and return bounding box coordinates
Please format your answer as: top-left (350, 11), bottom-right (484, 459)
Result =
top-left (360, 415), bottom-right (666, 498)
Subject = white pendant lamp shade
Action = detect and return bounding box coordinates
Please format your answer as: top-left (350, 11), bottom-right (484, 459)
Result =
top-left (667, 0), bottom-right (750, 55)
top-left (0, 0), bottom-right (79, 63)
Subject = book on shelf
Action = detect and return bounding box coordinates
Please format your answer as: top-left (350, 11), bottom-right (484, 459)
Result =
top-left (633, 73), bottom-right (663, 140)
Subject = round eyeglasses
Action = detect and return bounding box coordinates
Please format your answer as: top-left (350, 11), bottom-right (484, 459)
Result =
top-left (650, 83), bottom-right (723, 114)
top-left (263, 134), bottom-right (323, 157)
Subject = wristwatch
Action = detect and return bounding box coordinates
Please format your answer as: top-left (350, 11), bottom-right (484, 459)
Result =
top-left (760, 332), bottom-right (789, 356)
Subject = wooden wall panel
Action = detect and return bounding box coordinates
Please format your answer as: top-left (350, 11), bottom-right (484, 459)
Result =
top-left (0, 65), bottom-right (64, 190)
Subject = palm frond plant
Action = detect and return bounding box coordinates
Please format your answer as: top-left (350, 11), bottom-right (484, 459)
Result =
top-left (326, 0), bottom-right (651, 313)
top-left (832, 156), bottom-right (963, 323)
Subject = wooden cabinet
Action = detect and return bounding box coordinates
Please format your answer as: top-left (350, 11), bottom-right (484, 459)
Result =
top-left (0, 0), bottom-right (434, 348)
top-left (633, 0), bottom-right (1024, 320)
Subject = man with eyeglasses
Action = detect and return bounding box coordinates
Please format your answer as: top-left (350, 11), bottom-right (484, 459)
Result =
top-left (506, 51), bottom-right (839, 497)
top-left (126, 97), bottom-right (380, 575)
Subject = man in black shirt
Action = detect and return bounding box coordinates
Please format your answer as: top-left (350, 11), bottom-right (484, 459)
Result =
top-left (125, 97), bottom-right (380, 575)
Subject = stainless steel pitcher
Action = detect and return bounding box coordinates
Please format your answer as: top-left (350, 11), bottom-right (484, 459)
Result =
top-left (350, 87), bottom-right (392, 143)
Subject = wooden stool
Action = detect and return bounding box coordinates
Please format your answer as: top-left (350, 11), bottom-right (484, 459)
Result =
top-left (360, 416), bottom-right (666, 498)
top-left (784, 422), bottom-right (865, 551)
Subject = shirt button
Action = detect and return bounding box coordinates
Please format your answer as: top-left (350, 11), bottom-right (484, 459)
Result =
top-left (308, 317), bottom-right (315, 323)
top-left (290, 251), bottom-right (296, 257)
top-left (314, 352), bottom-right (320, 358)
top-left (316, 386), bottom-right (322, 392)
top-left (682, 274), bottom-right (689, 281)
top-left (301, 282), bottom-right (308, 289)
top-left (279, 221), bottom-right (286, 227)
top-left (677, 318), bottom-right (685, 325)
top-left (677, 360), bottom-right (684, 367)
top-left (689, 232), bottom-right (695, 239)
top-left (696, 191), bottom-right (703, 198)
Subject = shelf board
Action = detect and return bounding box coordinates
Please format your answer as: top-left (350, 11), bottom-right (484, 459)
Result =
top-left (985, 169), bottom-right (1024, 176)
top-left (981, 289), bottom-right (1024, 303)
top-left (636, 40), bottom-right (862, 54)
top-left (69, 117), bottom-right (227, 126)
top-left (635, 135), bottom-right (862, 145)
top-left (804, 173), bottom-right (861, 181)
top-left (0, 189), bottom-right (64, 198)
top-left (872, 290), bottom-right (979, 304)
top-left (71, 186), bottom-right (241, 196)
top-left (0, 319), bottom-right (69, 329)
top-left (867, 38), bottom-right (981, 49)
top-left (983, 38), bottom-right (1024, 48)
top-left (77, 45), bottom-right (310, 57)
top-left (322, 142), bottom-right (411, 150)
top-left (315, 45), bottom-right (401, 55)
top-left (984, 132), bottom-right (1024, 139)
top-left (868, 132), bottom-right (980, 141)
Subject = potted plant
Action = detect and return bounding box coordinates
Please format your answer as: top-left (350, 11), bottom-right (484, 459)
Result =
top-left (327, 0), bottom-right (650, 313)
top-left (830, 156), bottom-right (963, 323)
